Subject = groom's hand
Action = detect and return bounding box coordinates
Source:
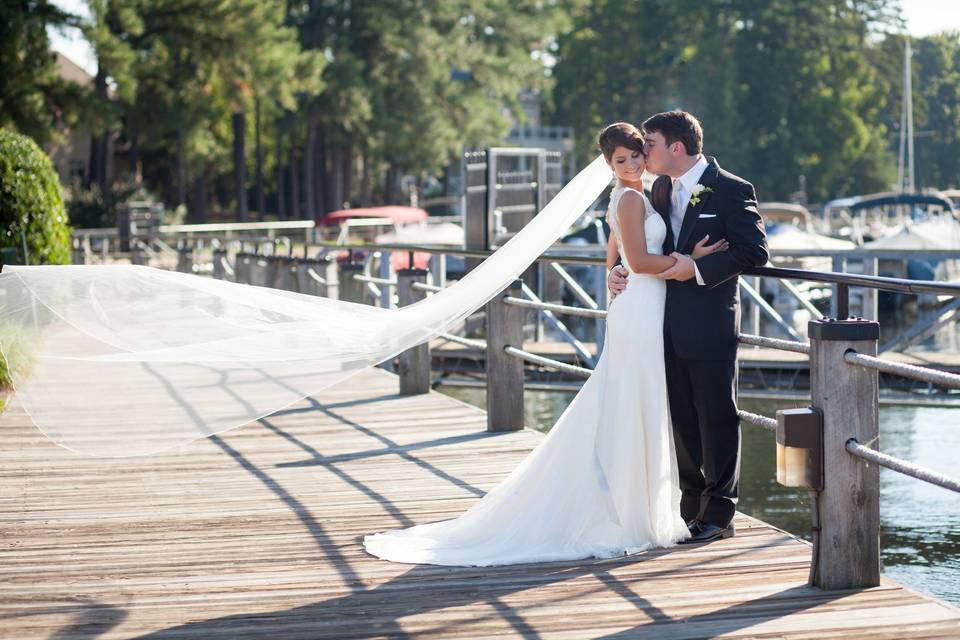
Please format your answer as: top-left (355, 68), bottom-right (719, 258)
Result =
top-left (607, 266), bottom-right (629, 298)
top-left (656, 253), bottom-right (696, 281)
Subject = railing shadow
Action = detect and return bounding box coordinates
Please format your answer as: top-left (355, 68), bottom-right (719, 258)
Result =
top-left (1, 600), bottom-right (128, 640)
top-left (135, 537), bottom-right (821, 639)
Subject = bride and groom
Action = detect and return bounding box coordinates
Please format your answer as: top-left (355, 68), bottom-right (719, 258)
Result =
top-left (364, 110), bottom-right (769, 566)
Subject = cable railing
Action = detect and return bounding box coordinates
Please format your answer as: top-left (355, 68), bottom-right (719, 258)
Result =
top-left (106, 234), bottom-right (960, 591)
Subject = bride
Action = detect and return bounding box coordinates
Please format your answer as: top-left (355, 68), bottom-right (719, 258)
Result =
top-left (363, 123), bottom-right (728, 566)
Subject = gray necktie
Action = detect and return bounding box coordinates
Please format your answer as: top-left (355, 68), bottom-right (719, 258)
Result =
top-left (671, 181), bottom-right (685, 242)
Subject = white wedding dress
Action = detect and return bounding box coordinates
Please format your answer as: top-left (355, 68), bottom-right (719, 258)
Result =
top-left (363, 185), bottom-right (689, 566)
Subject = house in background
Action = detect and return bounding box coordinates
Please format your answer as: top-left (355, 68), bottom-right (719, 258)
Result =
top-left (47, 52), bottom-right (128, 190)
top-left (504, 89), bottom-right (576, 182)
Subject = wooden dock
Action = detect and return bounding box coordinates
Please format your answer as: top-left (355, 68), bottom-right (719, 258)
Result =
top-left (2, 367), bottom-right (959, 638)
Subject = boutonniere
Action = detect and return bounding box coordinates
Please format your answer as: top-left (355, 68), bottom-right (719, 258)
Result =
top-left (689, 184), bottom-right (713, 207)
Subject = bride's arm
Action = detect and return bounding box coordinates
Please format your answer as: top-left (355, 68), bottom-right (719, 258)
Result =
top-left (606, 232), bottom-right (620, 270)
top-left (617, 191), bottom-right (677, 274)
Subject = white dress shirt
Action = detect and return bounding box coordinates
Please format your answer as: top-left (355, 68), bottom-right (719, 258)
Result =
top-left (670, 155), bottom-right (709, 286)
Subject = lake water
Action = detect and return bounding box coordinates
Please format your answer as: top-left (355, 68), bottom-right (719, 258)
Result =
top-left (439, 387), bottom-right (960, 606)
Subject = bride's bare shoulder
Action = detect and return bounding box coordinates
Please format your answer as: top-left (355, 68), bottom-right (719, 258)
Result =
top-left (616, 188), bottom-right (647, 219)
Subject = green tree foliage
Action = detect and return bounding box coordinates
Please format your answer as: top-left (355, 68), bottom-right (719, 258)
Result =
top-left (0, 130), bottom-right (71, 265)
top-left (0, 1), bottom-right (84, 145)
top-left (871, 33), bottom-right (960, 190)
top-left (551, 0), bottom-right (903, 201)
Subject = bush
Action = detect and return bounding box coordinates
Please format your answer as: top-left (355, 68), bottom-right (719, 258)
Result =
top-left (0, 129), bottom-right (71, 264)
top-left (66, 178), bottom-right (156, 229)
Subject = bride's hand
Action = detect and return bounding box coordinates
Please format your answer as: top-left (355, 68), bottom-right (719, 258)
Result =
top-left (691, 234), bottom-right (729, 259)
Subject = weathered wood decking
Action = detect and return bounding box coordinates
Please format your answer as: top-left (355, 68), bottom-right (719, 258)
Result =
top-left (2, 367), bottom-right (959, 638)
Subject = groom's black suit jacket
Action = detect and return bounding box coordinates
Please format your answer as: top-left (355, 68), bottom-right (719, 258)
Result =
top-left (651, 157), bottom-right (769, 361)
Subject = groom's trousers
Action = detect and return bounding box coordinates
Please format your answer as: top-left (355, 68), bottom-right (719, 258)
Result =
top-left (663, 329), bottom-right (741, 528)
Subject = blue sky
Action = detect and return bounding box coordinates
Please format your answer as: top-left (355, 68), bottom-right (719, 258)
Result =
top-left (49, 0), bottom-right (960, 76)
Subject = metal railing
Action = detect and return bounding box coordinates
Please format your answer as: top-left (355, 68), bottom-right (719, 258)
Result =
top-left (109, 234), bottom-right (960, 591)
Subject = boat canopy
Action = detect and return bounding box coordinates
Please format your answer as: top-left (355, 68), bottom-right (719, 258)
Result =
top-left (318, 205), bottom-right (429, 226)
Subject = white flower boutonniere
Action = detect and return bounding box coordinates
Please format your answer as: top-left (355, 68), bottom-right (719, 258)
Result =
top-left (689, 184), bottom-right (713, 207)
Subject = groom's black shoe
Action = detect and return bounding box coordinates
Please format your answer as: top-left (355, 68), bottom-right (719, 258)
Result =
top-left (680, 520), bottom-right (735, 544)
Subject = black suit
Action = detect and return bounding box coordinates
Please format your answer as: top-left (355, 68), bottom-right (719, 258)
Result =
top-left (650, 157), bottom-right (768, 528)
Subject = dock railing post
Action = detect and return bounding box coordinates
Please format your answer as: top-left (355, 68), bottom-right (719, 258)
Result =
top-left (131, 241), bottom-right (146, 266)
top-left (338, 262), bottom-right (366, 303)
top-left (485, 279), bottom-right (525, 431)
top-left (176, 241), bottom-right (193, 274)
top-left (397, 268), bottom-right (430, 395)
top-left (212, 247), bottom-right (227, 279)
top-left (808, 317), bottom-right (881, 590)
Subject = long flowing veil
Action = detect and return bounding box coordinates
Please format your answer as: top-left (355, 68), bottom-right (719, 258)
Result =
top-left (0, 155), bottom-right (612, 456)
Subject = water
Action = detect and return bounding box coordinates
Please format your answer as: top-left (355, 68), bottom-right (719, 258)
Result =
top-left (439, 387), bottom-right (960, 606)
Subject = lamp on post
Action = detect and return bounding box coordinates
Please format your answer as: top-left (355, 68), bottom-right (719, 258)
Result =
top-left (776, 407), bottom-right (823, 490)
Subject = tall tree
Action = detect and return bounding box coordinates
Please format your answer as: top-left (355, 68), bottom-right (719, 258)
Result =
top-left (0, 1), bottom-right (82, 145)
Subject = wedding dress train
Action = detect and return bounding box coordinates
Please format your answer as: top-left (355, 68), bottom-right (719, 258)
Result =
top-left (363, 186), bottom-right (689, 566)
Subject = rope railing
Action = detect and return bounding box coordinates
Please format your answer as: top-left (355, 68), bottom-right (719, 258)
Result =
top-left (411, 281), bottom-right (444, 293)
top-left (306, 268), bottom-right (326, 285)
top-left (437, 332), bottom-right (486, 351)
top-left (354, 274), bottom-right (397, 287)
top-left (846, 439), bottom-right (960, 493)
top-left (737, 409), bottom-right (777, 431)
top-left (503, 346), bottom-right (593, 378)
top-left (738, 333), bottom-right (811, 354)
top-left (844, 350), bottom-right (960, 389)
top-left (502, 296), bottom-right (608, 319)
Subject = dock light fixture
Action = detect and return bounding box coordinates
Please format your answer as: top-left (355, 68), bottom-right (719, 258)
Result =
top-left (775, 407), bottom-right (823, 490)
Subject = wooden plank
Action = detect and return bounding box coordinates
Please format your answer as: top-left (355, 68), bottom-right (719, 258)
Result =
top-left (1, 366), bottom-right (958, 638)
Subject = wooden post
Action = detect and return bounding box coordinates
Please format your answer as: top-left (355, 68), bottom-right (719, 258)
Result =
top-left (338, 263), bottom-right (366, 303)
top-left (830, 255), bottom-right (845, 318)
top-left (397, 269), bottom-right (430, 395)
top-left (808, 318), bottom-right (880, 590)
top-left (131, 242), bottom-right (146, 266)
top-left (235, 253), bottom-right (252, 284)
top-left (71, 237), bottom-right (85, 265)
top-left (176, 242), bottom-right (193, 274)
top-left (212, 248), bottom-right (227, 279)
top-left (485, 279), bottom-right (525, 432)
top-left (861, 255), bottom-right (878, 321)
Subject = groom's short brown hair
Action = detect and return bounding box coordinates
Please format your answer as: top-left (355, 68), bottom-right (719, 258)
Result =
top-left (642, 110), bottom-right (703, 156)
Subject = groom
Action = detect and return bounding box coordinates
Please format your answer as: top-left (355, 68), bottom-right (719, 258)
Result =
top-left (608, 110), bottom-right (768, 543)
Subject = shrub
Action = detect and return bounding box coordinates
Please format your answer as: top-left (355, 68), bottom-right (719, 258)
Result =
top-left (65, 178), bottom-right (156, 229)
top-left (0, 129), bottom-right (71, 264)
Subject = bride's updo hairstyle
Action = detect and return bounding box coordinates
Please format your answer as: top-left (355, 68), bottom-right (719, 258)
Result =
top-left (598, 122), bottom-right (645, 162)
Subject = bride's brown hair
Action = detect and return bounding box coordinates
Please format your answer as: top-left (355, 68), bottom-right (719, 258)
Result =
top-left (598, 122), bottom-right (645, 162)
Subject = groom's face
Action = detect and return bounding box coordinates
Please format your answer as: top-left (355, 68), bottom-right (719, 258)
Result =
top-left (643, 131), bottom-right (672, 175)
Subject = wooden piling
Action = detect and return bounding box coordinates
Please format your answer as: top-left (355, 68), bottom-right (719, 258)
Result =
top-left (808, 318), bottom-right (881, 590)
top-left (485, 279), bottom-right (525, 431)
top-left (397, 268), bottom-right (430, 395)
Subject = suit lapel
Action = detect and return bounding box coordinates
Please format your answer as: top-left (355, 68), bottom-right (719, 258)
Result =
top-left (676, 158), bottom-right (720, 251)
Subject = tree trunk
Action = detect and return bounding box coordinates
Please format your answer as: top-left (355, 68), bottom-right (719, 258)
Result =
top-left (189, 162), bottom-right (208, 224)
top-left (276, 125), bottom-right (286, 220)
top-left (176, 125), bottom-right (186, 207)
top-left (232, 111), bottom-right (247, 222)
top-left (315, 124), bottom-right (328, 215)
top-left (289, 143), bottom-right (301, 219)
top-left (303, 116), bottom-right (317, 220)
top-left (87, 67), bottom-right (110, 192)
top-left (330, 145), bottom-right (343, 211)
top-left (360, 147), bottom-right (371, 206)
top-left (342, 142), bottom-right (353, 207)
top-left (385, 165), bottom-right (401, 204)
top-left (254, 97), bottom-right (265, 220)
top-left (127, 116), bottom-right (142, 184)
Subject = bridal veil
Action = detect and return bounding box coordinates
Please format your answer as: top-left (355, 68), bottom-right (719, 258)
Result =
top-left (0, 155), bottom-right (613, 456)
